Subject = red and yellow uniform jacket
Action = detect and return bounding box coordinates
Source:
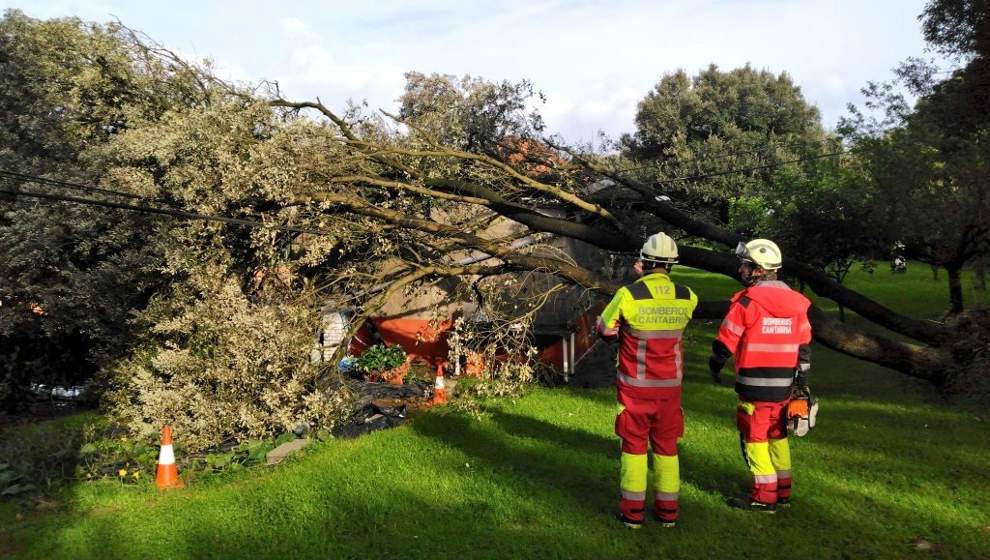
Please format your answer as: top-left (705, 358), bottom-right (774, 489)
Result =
top-left (713, 280), bottom-right (812, 402)
top-left (597, 273), bottom-right (698, 400)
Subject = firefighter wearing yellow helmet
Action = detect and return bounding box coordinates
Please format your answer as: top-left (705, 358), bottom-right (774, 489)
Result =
top-left (708, 238), bottom-right (812, 512)
top-left (597, 232), bottom-right (697, 528)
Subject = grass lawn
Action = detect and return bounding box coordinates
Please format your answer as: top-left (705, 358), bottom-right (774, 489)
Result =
top-left (2, 265), bottom-right (989, 559)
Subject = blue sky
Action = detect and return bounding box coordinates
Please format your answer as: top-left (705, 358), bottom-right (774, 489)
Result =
top-left (2, 1), bottom-right (944, 145)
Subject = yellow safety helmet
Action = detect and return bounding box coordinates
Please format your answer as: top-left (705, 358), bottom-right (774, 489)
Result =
top-left (735, 238), bottom-right (782, 270)
top-left (640, 232), bottom-right (678, 265)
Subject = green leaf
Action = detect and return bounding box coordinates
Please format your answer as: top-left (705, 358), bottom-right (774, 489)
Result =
top-left (206, 451), bottom-right (234, 469)
top-left (1, 483), bottom-right (36, 496)
top-left (0, 471), bottom-right (22, 484)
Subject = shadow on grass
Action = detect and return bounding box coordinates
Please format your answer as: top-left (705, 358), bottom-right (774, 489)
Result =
top-left (486, 407), bottom-right (746, 509)
top-left (15, 402), bottom-right (989, 560)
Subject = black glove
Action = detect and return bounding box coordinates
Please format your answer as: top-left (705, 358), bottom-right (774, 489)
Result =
top-left (796, 369), bottom-right (809, 391)
top-left (708, 356), bottom-right (723, 384)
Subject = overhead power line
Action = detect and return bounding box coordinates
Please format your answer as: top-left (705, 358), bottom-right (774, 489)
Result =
top-left (0, 169), bottom-right (176, 206)
top-left (0, 168), bottom-right (275, 224)
top-left (616, 136), bottom-right (814, 175)
top-left (650, 148), bottom-right (854, 186)
top-left (0, 187), bottom-right (329, 237)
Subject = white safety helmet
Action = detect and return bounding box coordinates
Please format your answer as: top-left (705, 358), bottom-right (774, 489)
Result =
top-left (735, 238), bottom-right (782, 271)
top-left (640, 232), bottom-right (679, 265)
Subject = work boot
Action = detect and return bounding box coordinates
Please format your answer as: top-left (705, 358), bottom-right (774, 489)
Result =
top-left (652, 510), bottom-right (677, 528)
top-left (727, 497), bottom-right (777, 513)
top-left (776, 496), bottom-right (791, 508)
top-left (657, 518), bottom-right (676, 528)
top-left (616, 511), bottom-right (643, 529)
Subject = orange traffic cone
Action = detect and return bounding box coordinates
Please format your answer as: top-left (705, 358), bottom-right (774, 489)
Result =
top-left (155, 425), bottom-right (184, 489)
top-left (431, 363), bottom-right (448, 406)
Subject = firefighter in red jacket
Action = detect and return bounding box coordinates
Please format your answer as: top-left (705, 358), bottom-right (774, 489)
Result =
top-left (597, 232), bottom-right (697, 528)
top-left (708, 239), bottom-right (811, 512)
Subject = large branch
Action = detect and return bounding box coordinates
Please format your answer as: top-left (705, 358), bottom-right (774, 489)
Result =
top-left (307, 191), bottom-right (619, 291)
top-left (694, 301), bottom-right (948, 383)
top-left (280, 100), bottom-right (944, 343)
top-left (807, 306), bottom-right (948, 383)
top-left (557, 146), bottom-right (946, 343)
top-left (310, 190), bottom-right (949, 383)
top-left (347, 142), bottom-right (627, 232)
top-left (424, 178), bottom-right (636, 250)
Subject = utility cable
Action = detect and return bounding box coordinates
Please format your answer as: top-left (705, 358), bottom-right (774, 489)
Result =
top-left (0, 187), bottom-right (329, 237)
top-left (650, 148), bottom-right (853, 185)
top-left (0, 168), bottom-right (276, 224)
top-left (0, 169), bottom-right (177, 206)
top-left (616, 137), bottom-right (806, 175)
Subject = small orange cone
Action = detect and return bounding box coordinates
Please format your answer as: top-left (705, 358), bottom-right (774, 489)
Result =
top-left (431, 363), bottom-right (448, 406)
top-left (155, 425), bottom-right (184, 489)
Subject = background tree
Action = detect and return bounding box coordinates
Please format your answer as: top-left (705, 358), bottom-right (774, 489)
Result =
top-left (730, 150), bottom-right (881, 321)
top-left (841, 1), bottom-right (990, 313)
top-left (0, 11), bottom-right (181, 410)
top-left (618, 65), bottom-right (826, 224)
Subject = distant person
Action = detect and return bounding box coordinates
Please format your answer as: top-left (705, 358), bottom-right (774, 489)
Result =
top-left (708, 239), bottom-right (812, 513)
top-left (597, 232), bottom-right (698, 528)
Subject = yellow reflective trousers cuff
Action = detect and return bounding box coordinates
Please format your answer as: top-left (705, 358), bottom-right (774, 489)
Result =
top-left (620, 452), bottom-right (648, 493)
top-left (769, 437), bottom-right (791, 471)
top-left (650, 452), bottom-right (680, 494)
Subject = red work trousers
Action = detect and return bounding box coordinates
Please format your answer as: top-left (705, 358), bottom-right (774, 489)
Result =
top-left (736, 399), bottom-right (792, 504)
top-left (616, 391), bottom-right (683, 523)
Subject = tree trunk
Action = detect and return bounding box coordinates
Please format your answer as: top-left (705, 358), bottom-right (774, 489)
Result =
top-left (680, 246), bottom-right (945, 342)
top-left (693, 302), bottom-right (950, 383)
top-left (947, 265), bottom-right (964, 314)
top-left (807, 306), bottom-right (950, 384)
top-left (977, 257), bottom-right (986, 291)
top-left (838, 303), bottom-right (846, 323)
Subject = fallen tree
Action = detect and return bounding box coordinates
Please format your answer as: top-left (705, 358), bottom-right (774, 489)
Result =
top-left (261, 92), bottom-right (954, 383)
top-left (1, 11), bottom-right (973, 444)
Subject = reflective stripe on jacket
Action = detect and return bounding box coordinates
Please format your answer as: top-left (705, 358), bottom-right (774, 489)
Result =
top-left (598, 273), bottom-right (698, 399)
top-left (716, 280), bottom-right (812, 402)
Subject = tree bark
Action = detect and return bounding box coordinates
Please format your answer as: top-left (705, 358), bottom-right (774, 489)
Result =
top-left (678, 246), bottom-right (945, 342)
top-left (693, 301), bottom-right (949, 383)
top-left (947, 264), bottom-right (964, 314)
top-left (807, 306), bottom-right (949, 384)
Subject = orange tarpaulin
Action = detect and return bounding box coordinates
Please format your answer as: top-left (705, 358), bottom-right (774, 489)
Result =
top-left (360, 305), bottom-right (604, 372)
top-left (371, 318), bottom-right (453, 366)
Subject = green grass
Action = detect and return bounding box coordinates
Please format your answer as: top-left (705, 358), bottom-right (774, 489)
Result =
top-left (2, 266), bottom-right (989, 559)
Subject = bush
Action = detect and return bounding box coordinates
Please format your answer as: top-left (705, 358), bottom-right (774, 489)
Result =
top-left (103, 269), bottom-right (353, 453)
top-left (353, 344), bottom-right (407, 374)
top-left (0, 412), bottom-right (93, 496)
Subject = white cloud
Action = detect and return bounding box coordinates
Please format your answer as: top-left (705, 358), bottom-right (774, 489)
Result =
top-left (5, 0), bottom-right (948, 142)
top-left (280, 45), bottom-right (405, 109)
top-left (823, 75), bottom-right (846, 95)
top-left (279, 17), bottom-right (320, 44)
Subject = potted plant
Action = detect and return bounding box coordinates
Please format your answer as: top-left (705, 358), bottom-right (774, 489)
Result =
top-left (354, 344), bottom-right (409, 385)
